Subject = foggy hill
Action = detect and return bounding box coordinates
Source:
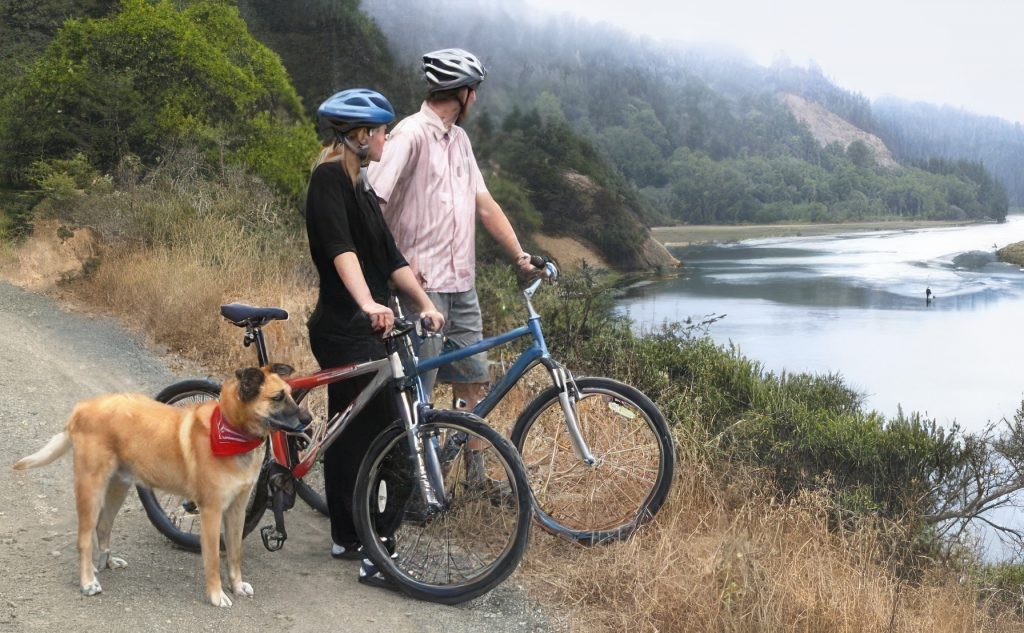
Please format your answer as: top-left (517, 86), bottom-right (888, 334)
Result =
top-left (874, 98), bottom-right (1024, 206)
top-left (361, 0), bottom-right (1008, 224)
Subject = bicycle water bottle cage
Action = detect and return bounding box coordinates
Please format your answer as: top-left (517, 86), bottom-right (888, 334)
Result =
top-left (220, 303), bottom-right (289, 328)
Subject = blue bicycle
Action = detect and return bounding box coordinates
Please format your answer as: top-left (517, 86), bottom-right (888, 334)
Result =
top-left (140, 260), bottom-right (674, 545)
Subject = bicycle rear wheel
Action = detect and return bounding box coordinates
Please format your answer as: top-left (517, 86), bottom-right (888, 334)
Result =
top-left (353, 411), bottom-right (531, 605)
top-left (137, 379), bottom-right (269, 551)
top-left (137, 380), bottom-right (220, 551)
top-left (510, 376), bottom-right (674, 544)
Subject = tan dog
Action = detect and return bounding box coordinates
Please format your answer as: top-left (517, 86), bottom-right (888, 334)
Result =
top-left (13, 364), bottom-right (309, 607)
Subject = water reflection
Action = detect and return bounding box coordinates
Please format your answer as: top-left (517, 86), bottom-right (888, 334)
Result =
top-left (620, 216), bottom-right (1024, 429)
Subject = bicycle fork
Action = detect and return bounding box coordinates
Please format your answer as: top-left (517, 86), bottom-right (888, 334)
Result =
top-left (396, 391), bottom-right (447, 512)
top-left (547, 364), bottom-right (598, 466)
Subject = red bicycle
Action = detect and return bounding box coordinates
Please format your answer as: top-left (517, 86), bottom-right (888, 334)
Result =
top-left (138, 305), bottom-right (531, 604)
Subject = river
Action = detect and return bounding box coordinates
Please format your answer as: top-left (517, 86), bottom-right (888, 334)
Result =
top-left (620, 215), bottom-right (1024, 434)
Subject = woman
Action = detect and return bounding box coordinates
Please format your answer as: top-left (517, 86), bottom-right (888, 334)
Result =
top-left (305, 88), bottom-right (443, 589)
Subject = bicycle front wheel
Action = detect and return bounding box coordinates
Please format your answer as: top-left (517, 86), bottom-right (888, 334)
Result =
top-left (353, 411), bottom-right (531, 605)
top-left (510, 376), bottom-right (674, 544)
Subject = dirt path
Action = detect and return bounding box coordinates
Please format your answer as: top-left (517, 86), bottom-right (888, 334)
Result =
top-left (0, 281), bottom-right (554, 633)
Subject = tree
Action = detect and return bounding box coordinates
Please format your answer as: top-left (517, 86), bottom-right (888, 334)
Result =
top-left (0, 0), bottom-right (317, 197)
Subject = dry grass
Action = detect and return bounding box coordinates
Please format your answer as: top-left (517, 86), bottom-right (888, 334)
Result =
top-left (77, 241), bottom-right (318, 373)
top-left (520, 437), bottom-right (1023, 633)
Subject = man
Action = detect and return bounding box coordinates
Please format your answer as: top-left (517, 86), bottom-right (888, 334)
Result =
top-left (369, 48), bottom-right (535, 412)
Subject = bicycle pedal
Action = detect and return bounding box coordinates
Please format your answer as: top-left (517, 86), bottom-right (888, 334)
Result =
top-left (181, 500), bottom-right (198, 514)
top-left (260, 525), bottom-right (287, 552)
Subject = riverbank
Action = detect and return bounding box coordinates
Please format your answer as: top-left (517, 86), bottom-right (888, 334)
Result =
top-left (652, 219), bottom-right (978, 247)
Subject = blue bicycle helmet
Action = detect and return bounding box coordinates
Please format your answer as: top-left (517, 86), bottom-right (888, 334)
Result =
top-left (317, 89), bottom-right (395, 136)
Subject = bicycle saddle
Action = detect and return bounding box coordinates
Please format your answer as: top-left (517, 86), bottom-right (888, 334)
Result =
top-left (220, 303), bottom-right (289, 327)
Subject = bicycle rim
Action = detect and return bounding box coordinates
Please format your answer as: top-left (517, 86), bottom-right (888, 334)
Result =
top-left (355, 414), bottom-right (530, 604)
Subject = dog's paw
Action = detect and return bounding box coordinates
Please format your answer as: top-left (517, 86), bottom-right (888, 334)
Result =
top-left (210, 590), bottom-right (233, 608)
top-left (232, 581), bottom-right (254, 598)
top-left (80, 580), bottom-right (102, 596)
top-left (97, 552), bottom-right (128, 570)
top-left (107, 556), bottom-right (128, 569)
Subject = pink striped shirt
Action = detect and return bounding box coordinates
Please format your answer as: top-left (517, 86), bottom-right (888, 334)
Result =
top-left (368, 102), bottom-right (487, 293)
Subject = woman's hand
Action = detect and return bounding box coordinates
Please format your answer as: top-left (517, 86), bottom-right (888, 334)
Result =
top-left (420, 309), bottom-right (445, 333)
top-left (361, 301), bottom-right (394, 334)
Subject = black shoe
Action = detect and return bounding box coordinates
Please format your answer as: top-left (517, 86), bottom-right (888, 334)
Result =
top-left (358, 558), bottom-right (400, 592)
top-left (330, 541), bottom-right (363, 560)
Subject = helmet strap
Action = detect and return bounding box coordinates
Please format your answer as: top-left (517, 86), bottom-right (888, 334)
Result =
top-left (455, 87), bottom-right (473, 125)
top-left (341, 134), bottom-right (371, 164)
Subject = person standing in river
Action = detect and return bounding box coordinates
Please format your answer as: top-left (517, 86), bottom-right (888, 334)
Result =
top-left (368, 48), bottom-right (537, 413)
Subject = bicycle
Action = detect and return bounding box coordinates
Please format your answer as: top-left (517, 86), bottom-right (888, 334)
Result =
top-left (139, 306), bottom-right (532, 605)
top-left (142, 258), bottom-right (674, 546)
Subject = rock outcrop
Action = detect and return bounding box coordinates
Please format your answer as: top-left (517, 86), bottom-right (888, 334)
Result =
top-left (996, 241), bottom-right (1024, 267)
top-left (781, 93), bottom-right (899, 169)
top-left (7, 220), bottom-right (99, 290)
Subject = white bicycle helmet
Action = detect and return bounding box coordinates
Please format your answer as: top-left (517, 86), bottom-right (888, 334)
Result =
top-left (422, 48), bottom-right (487, 93)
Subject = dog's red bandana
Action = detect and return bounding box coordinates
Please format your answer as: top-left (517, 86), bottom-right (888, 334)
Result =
top-left (209, 406), bottom-right (264, 457)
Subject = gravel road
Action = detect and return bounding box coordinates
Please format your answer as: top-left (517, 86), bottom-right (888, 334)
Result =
top-left (0, 281), bottom-right (555, 633)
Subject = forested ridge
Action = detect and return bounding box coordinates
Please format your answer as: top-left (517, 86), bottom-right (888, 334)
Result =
top-left (364, 0), bottom-right (1011, 225)
top-left (0, 0), bottom-right (1015, 271)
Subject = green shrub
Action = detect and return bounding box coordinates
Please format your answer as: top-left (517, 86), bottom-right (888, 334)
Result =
top-left (475, 262), bottom-right (986, 536)
top-left (27, 153), bottom-right (111, 200)
top-left (0, 0), bottom-right (317, 199)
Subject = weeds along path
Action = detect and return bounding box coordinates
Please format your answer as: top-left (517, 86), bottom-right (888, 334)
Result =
top-left (0, 281), bottom-right (552, 633)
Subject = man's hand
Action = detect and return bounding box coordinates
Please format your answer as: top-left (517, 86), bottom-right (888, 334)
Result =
top-left (515, 252), bottom-right (537, 275)
top-left (420, 309), bottom-right (445, 333)
top-left (361, 302), bottom-right (395, 334)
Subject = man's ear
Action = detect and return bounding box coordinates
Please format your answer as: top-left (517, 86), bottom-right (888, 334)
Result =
top-left (234, 367), bottom-right (265, 402)
top-left (269, 363), bottom-right (295, 378)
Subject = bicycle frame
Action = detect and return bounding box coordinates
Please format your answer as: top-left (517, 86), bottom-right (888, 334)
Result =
top-left (243, 322), bottom-right (447, 511)
top-left (406, 268), bottom-right (597, 465)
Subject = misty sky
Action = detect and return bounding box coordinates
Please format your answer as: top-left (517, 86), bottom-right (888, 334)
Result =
top-left (525, 0), bottom-right (1021, 125)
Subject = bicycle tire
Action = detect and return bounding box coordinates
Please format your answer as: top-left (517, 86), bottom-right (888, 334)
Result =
top-left (353, 410), bottom-right (531, 605)
top-left (137, 379), bottom-right (269, 551)
top-left (510, 376), bottom-right (674, 545)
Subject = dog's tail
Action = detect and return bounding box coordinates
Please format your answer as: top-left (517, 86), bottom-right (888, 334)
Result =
top-left (13, 431), bottom-right (72, 470)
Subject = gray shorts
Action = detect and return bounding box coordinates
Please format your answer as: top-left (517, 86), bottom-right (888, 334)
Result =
top-left (405, 288), bottom-right (489, 394)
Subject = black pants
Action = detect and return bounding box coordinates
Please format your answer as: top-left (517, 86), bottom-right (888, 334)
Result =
top-left (310, 335), bottom-right (401, 545)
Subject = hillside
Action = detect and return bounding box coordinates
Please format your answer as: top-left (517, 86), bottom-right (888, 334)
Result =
top-left (780, 93), bottom-right (898, 168)
top-left (874, 97), bottom-right (1024, 206)
top-left (361, 0), bottom-right (1009, 225)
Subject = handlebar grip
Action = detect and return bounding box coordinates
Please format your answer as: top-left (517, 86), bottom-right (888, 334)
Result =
top-left (530, 255), bottom-right (547, 269)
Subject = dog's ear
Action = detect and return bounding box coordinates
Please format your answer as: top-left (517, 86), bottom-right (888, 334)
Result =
top-left (234, 367), bottom-right (265, 402)
top-left (269, 363), bottom-right (295, 378)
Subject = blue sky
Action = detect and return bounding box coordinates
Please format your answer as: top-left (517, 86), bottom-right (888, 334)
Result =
top-left (527, 0), bottom-right (1022, 124)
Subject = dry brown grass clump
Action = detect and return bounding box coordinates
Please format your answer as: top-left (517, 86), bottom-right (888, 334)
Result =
top-left (521, 439), bottom-right (1023, 633)
top-left (78, 242), bottom-right (318, 373)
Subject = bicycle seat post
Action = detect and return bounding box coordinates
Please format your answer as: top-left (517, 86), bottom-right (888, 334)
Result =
top-left (243, 324), bottom-right (270, 366)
